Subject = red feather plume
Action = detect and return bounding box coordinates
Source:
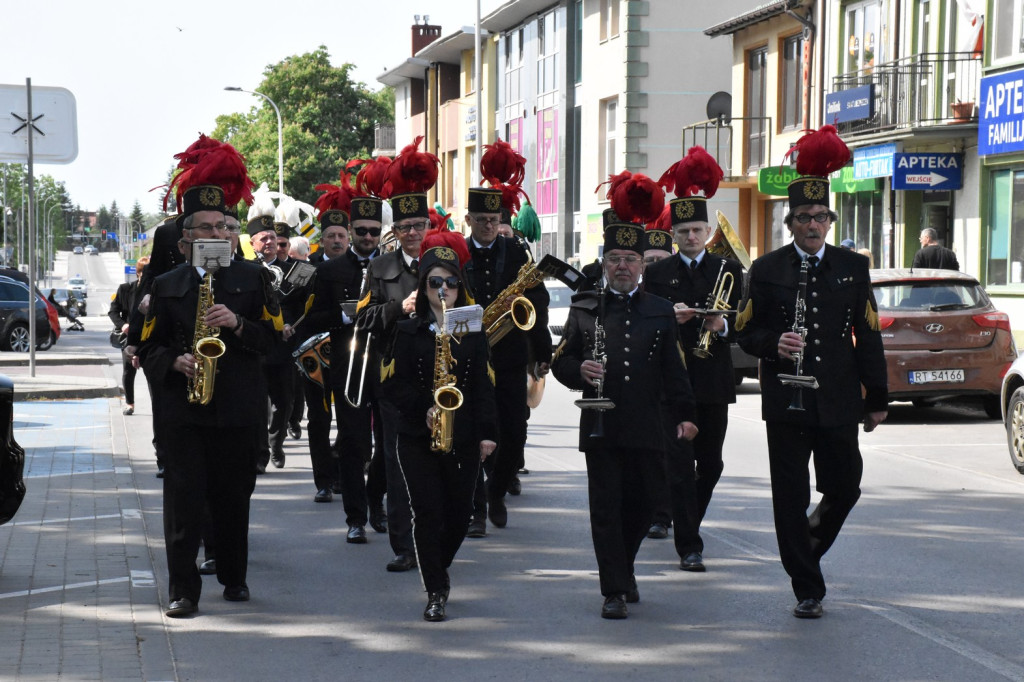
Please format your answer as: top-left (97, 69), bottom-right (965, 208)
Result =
top-left (597, 170), bottom-right (665, 224)
top-left (659, 146), bottom-right (723, 199)
top-left (314, 170), bottom-right (356, 218)
top-left (384, 136), bottom-right (440, 195)
top-left (480, 138), bottom-right (526, 186)
top-left (649, 203), bottom-right (672, 233)
top-left (490, 182), bottom-right (532, 215)
top-left (787, 124), bottom-right (851, 177)
top-left (351, 157), bottom-right (393, 198)
top-left (165, 136), bottom-right (254, 211)
top-left (420, 227), bottom-right (471, 267)
top-left (427, 208), bottom-right (447, 231)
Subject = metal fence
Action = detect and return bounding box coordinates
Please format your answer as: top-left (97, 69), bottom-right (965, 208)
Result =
top-left (681, 116), bottom-right (773, 177)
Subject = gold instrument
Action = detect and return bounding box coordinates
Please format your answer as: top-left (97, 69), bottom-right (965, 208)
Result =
top-left (188, 272), bottom-right (226, 405)
top-left (481, 251), bottom-right (541, 347)
top-left (707, 210), bottom-right (752, 269)
top-left (379, 229), bottom-right (399, 254)
top-left (431, 292), bottom-right (464, 453)
top-left (693, 260), bottom-right (735, 359)
top-left (255, 252), bottom-right (284, 291)
top-left (343, 266), bottom-right (372, 408)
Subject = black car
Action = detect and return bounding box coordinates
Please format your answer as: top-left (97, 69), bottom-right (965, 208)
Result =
top-left (48, 288), bottom-right (86, 317)
top-left (0, 276), bottom-right (55, 352)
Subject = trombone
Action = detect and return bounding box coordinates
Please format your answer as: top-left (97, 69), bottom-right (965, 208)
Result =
top-left (342, 266), bottom-right (372, 408)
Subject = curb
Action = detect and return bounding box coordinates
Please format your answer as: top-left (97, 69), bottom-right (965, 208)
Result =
top-left (15, 385), bottom-right (122, 401)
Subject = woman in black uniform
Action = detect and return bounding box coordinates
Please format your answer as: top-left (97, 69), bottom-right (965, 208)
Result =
top-left (383, 229), bottom-right (497, 622)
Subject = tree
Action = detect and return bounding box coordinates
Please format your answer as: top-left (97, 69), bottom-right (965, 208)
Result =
top-left (212, 46), bottom-right (394, 205)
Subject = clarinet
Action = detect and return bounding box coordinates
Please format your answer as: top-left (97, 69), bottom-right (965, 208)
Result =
top-left (777, 257), bottom-right (819, 410)
top-left (574, 283), bottom-right (615, 437)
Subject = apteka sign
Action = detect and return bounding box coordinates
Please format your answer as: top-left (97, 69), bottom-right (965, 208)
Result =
top-left (979, 68), bottom-right (1024, 157)
top-left (891, 153), bottom-right (963, 191)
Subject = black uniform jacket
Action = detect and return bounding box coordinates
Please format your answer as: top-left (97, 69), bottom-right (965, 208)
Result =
top-left (737, 243), bottom-right (888, 426)
top-left (108, 281), bottom-right (140, 329)
top-left (551, 288), bottom-right (696, 452)
top-left (139, 262), bottom-right (280, 428)
top-left (356, 249), bottom-right (419, 341)
top-left (382, 318), bottom-right (498, 450)
top-left (643, 253), bottom-right (743, 405)
top-left (303, 250), bottom-right (369, 389)
top-left (464, 235), bottom-right (552, 370)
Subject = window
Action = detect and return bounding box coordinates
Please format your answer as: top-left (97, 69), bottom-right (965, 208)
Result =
top-left (574, 0), bottom-right (583, 84)
top-left (845, 0), bottom-right (881, 74)
top-left (992, 0), bottom-right (1024, 61)
top-left (503, 29), bottom-right (525, 119)
top-left (599, 98), bottom-right (618, 188)
top-left (600, 0), bottom-right (619, 41)
top-left (537, 11), bottom-right (559, 96)
top-left (987, 169), bottom-right (1024, 286)
top-left (745, 47), bottom-right (767, 171)
top-left (781, 35), bottom-right (804, 130)
top-left (838, 189), bottom-right (884, 265)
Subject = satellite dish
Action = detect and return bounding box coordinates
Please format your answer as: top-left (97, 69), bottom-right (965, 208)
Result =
top-left (706, 91), bottom-right (732, 124)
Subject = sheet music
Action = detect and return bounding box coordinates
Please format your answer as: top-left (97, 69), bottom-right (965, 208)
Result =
top-left (445, 304), bottom-right (484, 335)
top-left (191, 239), bottom-right (232, 272)
top-left (285, 260), bottom-right (317, 288)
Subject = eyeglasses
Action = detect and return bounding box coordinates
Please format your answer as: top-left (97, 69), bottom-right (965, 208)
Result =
top-left (353, 227), bottom-right (382, 237)
top-left (427, 275), bottom-right (461, 290)
top-left (190, 223), bottom-right (227, 233)
top-left (225, 224), bottom-right (241, 233)
top-left (470, 215), bottom-right (501, 226)
top-left (605, 255), bottom-right (642, 266)
top-left (394, 221), bottom-right (429, 234)
top-left (793, 212), bottom-right (831, 225)
top-left (276, 241), bottom-right (290, 249)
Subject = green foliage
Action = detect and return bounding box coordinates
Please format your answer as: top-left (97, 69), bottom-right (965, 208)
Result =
top-left (212, 46), bottom-right (394, 205)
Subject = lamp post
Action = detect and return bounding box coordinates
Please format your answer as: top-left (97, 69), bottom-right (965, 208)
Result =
top-left (225, 86), bottom-right (284, 194)
top-left (45, 203), bottom-right (66, 289)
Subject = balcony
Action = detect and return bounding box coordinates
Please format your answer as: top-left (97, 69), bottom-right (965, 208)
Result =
top-left (682, 116), bottom-right (773, 178)
top-left (373, 125), bottom-right (396, 157)
top-left (831, 52), bottom-right (981, 137)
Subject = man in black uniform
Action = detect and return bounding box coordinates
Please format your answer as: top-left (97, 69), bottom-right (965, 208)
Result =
top-left (552, 218), bottom-right (697, 620)
top-left (643, 162), bottom-right (743, 572)
top-left (140, 167), bottom-right (282, 618)
top-left (737, 125), bottom-right (888, 619)
top-left (463, 187), bottom-right (551, 532)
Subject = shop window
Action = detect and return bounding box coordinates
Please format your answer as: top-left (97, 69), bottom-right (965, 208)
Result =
top-left (987, 169), bottom-right (1024, 285)
top-left (838, 190), bottom-right (884, 265)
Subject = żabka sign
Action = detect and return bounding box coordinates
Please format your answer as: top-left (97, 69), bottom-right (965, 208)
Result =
top-left (978, 68), bottom-right (1024, 157)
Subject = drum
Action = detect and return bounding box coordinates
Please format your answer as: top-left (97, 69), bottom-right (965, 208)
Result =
top-left (293, 332), bottom-right (331, 388)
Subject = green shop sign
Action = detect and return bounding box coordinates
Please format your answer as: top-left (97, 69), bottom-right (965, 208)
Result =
top-left (757, 166), bottom-right (800, 196)
top-left (830, 166), bottom-right (880, 193)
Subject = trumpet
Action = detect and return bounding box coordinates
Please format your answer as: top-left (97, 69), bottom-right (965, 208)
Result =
top-left (342, 266), bottom-right (372, 408)
top-left (693, 260), bottom-right (735, 359)
top-left (255, 252), bottom-right (284, 291)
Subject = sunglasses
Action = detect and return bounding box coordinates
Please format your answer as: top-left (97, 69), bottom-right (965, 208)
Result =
top-left (427, 275), bottom-right (461, 290)
top-left (353, 227), bottom-right (382, 237)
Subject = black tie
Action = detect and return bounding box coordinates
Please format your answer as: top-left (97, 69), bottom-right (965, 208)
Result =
top-left (410, 259), bottom-right (418, 273)
top-left (807, 256), bottom-right (819, 269)
top-left (690, 259), bottom-right (699, 271)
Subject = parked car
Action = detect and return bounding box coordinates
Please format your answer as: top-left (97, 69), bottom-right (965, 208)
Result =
top-left (872, 268), bottom-right (1016, 418)
top-left (0, 270), bottom-right (60, 350)
top-left (0, 373), bottom-right (25, 525)
top-left (72, 246), bottom-right (83, 255)
top-left (0, 275), bottom-right (57, 351)
top-left (546, 281), bottom-right (574, 348)
top-left (67, 275), bottom-right (88, 298)
top-left (1001, 355), bottom-right (1024, 473)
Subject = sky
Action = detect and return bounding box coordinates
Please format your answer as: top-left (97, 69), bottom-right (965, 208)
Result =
top-left (0, 0), bottom-right (489, 215)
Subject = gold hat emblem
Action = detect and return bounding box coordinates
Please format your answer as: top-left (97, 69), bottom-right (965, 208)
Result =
top-left (803, 179), bottom-right (826, 201)
top-left (357, 200), bottom-right (374, 217)
top-left (199, 187), bottom-right (221, 207)
top-left (434, 246), bottom-right (457, 263)
top-left (484, 193), bottom-right (501, 211)
top-left (398, 195), bottom-right (420, 214)
top-left (648, 231), bottom-right (667, 248)
top-left (674, 200), bottom-right (695, 221)
top-left (616, 226), bottom-right (638, 247)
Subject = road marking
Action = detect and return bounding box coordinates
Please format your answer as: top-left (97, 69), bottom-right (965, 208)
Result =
top-left (0, 576), bottom-right (130, 600)
top-left (131, 570), bottom-right (155, 587)
top-left (15, 424), bottom-right (107, 433)
top-left (25, 468), bottom-right (118, 479)
top-left (9, 512), bottom-right (125, 526)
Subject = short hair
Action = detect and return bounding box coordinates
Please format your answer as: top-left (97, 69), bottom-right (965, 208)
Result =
top-left (136, 255), bottom-right (151, 275)
top-left (181, 214), bottom-right (194, 229)
top-left (289, 236), bottom-right (310, 258)
top-left (921, 227), bottom-right (938, 240)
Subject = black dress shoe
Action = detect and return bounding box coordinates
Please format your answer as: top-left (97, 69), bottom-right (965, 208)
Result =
top-left (647, 523), bottom-right (669, 539)
top-left (288, 423), bottom-right (302, 440)
top-left (165, 598), bottom-right (197, 618)
top-left (680, 551), bottom-right (706, 572)
top-left (626, 576), bottom-right (640, 604)
top-left (223, 585), bottom-right (250, 602)
top-left (507, 475), bottom-right (522, 496)
top-left (255, 463), bottom-right (267, 475)
top-left (793, 598), bottom-right (823, 619)
top-left (518, 467), bottom-right (530, 475)
top-left (198, 558), bottom-right (217, 575)
top-left (488, 496), bottom-right (508, 528)
top-left (466, 517), bottom-right (487, 538)
top-left (386, 554), bottom-right (417, 572)
top-left (347, 526), bottom-right (367, 544)
top-left (155, 466), bottom-right (165, 479)
top-left (369, 504), bottom-right (388, 533)
top-left (271, 450), bottom-right (285, 468)
top-left (314, 488), bottom-right (333, 503)
top-left (331, 481), bottom-right (344, 495)
top-left (601, 594), bottom-right (628, 619)
top-left (424, 591), bottom-right (446, 621)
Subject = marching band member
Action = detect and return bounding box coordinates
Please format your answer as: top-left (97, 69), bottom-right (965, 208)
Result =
top-left (382, 229), bottom-right (496, 622)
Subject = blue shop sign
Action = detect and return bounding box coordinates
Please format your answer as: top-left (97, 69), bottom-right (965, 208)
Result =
top-left (979, 68), bottom-right (1024, 156)
top-left (825, 84), bottom-right (875, 124)
top-left (891, 153), bottom-right (963, 191)
top-left (853, 142), bottom-right (897, 179)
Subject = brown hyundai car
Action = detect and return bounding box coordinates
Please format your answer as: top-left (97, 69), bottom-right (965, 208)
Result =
top-left (872, 268), bottom-right (1016, 418)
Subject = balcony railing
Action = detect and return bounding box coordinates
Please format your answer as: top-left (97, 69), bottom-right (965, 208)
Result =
top-left (682, 116), bottom-right (773, 177)
top-left (373, 125), bottom-right (396, 156)
top-left (831, 52), bottom-right (981, 136)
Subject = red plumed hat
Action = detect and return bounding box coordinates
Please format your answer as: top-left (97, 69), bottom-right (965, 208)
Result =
top-left (480, 138), bottom-right (526, 186)
top-left (597, 170), bottom-right (665, 225)
top-left (314, 170), bottom-right (356, 218)
top-left (166, 135), bottom-right (254, 211)
top-left (649, 203), bottom-right (673, 233)
top-left (787, 124), bottom-right (851, 177)
top-left (491, 182), bottom-right (532, 215)
top-left (427, 207), bottom-right (447, 231)
top-left (384, 136), bottom-right (440, 195)
top-left (659, 146), bottom-right (723, 199)
top-left (348, 157), bottom-right (393, 198)
top-left (419, 226), bottom-right (471, 268)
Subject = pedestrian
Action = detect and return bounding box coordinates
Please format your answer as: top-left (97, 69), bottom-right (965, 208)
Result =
top-left (551, 209), bottom-right (697, 620)
top-left (840, 238), bottom-right (856, 250)
top-left (108, 256), bottom-right (149, 415)
top-left (382, 228), bottom-right (497, 621)
top-left (736, 125), bottom-right (888, 619)
top-left (913, 227), bottom-right (959, 270)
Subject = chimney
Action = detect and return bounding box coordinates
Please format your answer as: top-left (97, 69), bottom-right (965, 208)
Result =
top-left (411, 16), bottom-right (442, 56)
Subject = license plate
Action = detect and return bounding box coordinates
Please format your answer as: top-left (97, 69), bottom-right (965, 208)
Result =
top-left (908, 369), bottom-right (965, 384)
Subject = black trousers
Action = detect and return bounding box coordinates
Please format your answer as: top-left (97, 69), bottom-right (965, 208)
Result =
top-left (163, 426), bottom-right (258, 604)
top-left (289, 368), bottom-right (304, 428)
top-left (265, 362), bottom-right (295, 461)
top-left (397, 433), bottom-right (479, 593)
top-left (366, 403), bottom-right (386, 507)
top-left (380, 398), bottom-right (415, 557)
top-left (330, 380), bottom-right (372, 527)
top-left (765, 421), bottom-right (863, 601)
top-left (485, 367), bottom-right (528, 502)
top-left (652, 402), bottom-right (728, 556)
top-left (303, 371), bottom-right (336, 491)
top-left (583, 444), bottom-right (662, 597)
top-left (141, 371), bottom-right (166, 469)
top-left (121, 349), bottom-right (137, 404)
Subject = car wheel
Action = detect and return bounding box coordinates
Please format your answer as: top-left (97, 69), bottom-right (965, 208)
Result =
top-left (1007, 387), bottom-right (1024, 474)
top-left (36, 330), bottom-right (54, 351)
top-left (5, 323), bottom-right (30, 352)
top-left (983, 396), bottom-right (1002, 420)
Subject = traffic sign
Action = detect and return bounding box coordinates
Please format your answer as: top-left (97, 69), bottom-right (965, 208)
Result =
top-left (0, 84), bottom-right (79, 163)
top-left (891, 153), bottom-right (963, 191)
top-left (125, 265), bottom-right (136, 275)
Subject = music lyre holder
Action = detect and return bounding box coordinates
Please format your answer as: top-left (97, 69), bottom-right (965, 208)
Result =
top-left (777, 374), bottom-right (819, 390)
top-left (574, 396), bottom-right (615, 410)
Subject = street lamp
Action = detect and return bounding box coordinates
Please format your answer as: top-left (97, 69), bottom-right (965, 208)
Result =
top-left (225, 86), bottom-right (284, 194)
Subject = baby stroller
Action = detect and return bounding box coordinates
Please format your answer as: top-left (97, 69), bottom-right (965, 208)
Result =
top-left (58, 300), bottom-right (85, 331)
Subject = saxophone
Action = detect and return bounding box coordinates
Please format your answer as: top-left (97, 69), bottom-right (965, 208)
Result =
top-left (481, 250), bottom-right (540, 346)
top-left (187, 271), bottom-right (227, 405)
top-left (431, 293), bottom-right (464, 453)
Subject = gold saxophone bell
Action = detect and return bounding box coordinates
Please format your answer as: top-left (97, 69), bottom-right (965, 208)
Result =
top-left (196, 337), bottom-right (226, 360)
top-left (188, 271), bottom-right (223, 406)
top-left (434, 385), bottom-right (464, 411)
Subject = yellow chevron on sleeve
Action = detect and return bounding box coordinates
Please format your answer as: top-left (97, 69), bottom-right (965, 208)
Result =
top-left (304, 294), bottom-right (315, 315)
top-left (110, 292), bottom-right (116, 301)
top-left (735, 299), bottom-right (753, 331)
top-left (866, 301), bottom-right (880, 331)
top-left (261, 306), bottom-right (285, 331)
top-left (356, 291), bottom-right (372, 313)
top-left (552, 338), bottom-right (567, 363)
top-left (487, 362), bottom-right (495, 385)
top-left (677, 341), bottom-right (688, 369)
top-left (141, 315), bottom-right (155, 341)
top-left (380, 357), bottom-right (395, 382)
